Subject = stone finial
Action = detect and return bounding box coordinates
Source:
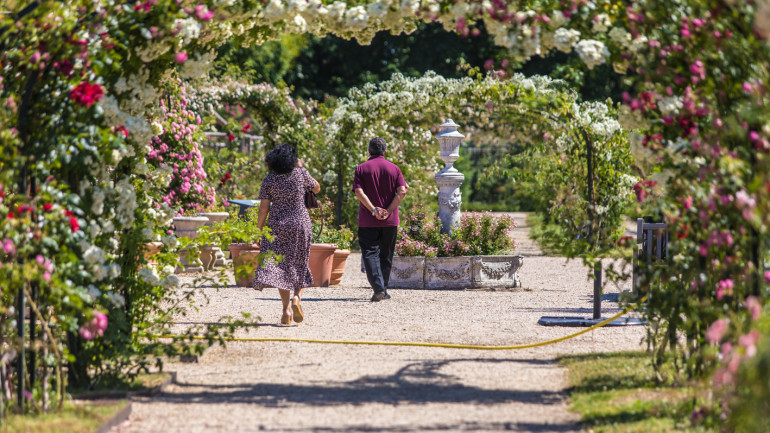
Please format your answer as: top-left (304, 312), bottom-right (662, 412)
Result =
top-left (434, 120), bottom-right (465, 234)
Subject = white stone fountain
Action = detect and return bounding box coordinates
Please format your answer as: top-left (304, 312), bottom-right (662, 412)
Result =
top-left (434, 119), bottom-right (465, 234)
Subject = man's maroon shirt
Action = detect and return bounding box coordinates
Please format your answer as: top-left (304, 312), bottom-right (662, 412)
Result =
top-left (352, 155), bottom-right (407, 227)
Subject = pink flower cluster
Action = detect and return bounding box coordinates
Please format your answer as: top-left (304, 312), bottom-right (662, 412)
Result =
top-left (36, 254), bottom-right (54, 282)
top-left (69, 82), bottom-right (103, 107)
top-left (715, 279), bottom-right (734, 300)
top-left (148, 82), bottom-right (215, 214)
top-left (713, 329), bottom-right (762, 387)
top-left (395, 239), bottom-right (431, 257)
top-left (78, 311), bottom-right (108, 340)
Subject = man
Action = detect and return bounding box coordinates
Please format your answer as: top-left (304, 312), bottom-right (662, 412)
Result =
top-left (353, 137), bottom-right (408, 302)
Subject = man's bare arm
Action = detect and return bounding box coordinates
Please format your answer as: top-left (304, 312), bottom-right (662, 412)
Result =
top-left (385, 186), bottom-right (407, 217)
top-left (355, 188), bottom-right (383, 216)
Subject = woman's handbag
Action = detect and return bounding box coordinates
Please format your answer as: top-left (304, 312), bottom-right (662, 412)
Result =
top-left (304, 189), bottom-right (319, 209)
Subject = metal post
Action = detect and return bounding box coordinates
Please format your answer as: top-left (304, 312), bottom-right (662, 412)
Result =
top-left (584, 130), bottom-right (602, 319)
top-left (29, 283), bottom-right (37, 392)
top-left (16, 290), bottom-right (25, 409)
top-left (593, 262), bottom-right (602, 320)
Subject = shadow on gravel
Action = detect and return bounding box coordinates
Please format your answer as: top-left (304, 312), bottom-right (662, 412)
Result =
top-left (250, 421), bottom-right (576, 432)
top-left (155, 358), bottom-right (568, 408)
top-left (257, 297), bottom-right (370, 303)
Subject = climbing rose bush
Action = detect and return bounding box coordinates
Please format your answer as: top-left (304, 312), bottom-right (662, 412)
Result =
top-left (148, 80), bottom-right (216, 215)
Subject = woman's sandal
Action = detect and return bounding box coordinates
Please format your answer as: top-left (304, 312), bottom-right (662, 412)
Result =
top-left (291, 297), bottom-right (304, 323)
top-left (281, 314), bottom-right (292, 325)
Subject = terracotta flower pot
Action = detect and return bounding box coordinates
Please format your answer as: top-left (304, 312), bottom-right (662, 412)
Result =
top-left (229, 243), bottom-right (260, 287)
top-left (309, 243), bottom-right (337, 287)
top-left (329, 249), bottom-right (350, 286)
top-left (143, 241), bottom-right (164, 265)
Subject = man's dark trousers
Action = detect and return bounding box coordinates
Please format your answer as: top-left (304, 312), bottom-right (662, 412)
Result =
top-left (358, 227), bottom-right (398, 294)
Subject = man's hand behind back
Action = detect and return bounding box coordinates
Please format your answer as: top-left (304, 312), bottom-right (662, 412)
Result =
top-left (374, 207), bottom-right (389, 220)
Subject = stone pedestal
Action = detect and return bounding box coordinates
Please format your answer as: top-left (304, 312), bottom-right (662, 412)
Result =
top-left (173, 216), bottom-right (209, 273)
top-left (200, 212), bottom-right (230, 267)
top-left (434, 120), bottom-right (465, 234)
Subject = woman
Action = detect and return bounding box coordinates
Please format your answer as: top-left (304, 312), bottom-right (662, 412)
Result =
top-left (253, 143), bottom-right (320, 325)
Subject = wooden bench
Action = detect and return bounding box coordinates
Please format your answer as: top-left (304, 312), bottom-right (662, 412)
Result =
top-left (632, 218), bottom-right (668, 295)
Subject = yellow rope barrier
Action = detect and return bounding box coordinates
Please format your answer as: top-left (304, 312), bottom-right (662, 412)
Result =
top-left (157, 296), bottom-right (647, 351)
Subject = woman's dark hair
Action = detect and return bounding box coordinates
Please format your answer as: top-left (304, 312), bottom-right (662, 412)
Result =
top-left (265, 143), bottom-right (298, 174)
top-left (368, 137), bottom-right (387, 156)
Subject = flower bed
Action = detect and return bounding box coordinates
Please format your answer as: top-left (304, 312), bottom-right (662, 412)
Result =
top-left (390, 212), bottom-right (522, 289)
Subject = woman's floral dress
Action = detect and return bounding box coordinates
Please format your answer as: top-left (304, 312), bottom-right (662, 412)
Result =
top-left (253, 167), bottom-right (315, 291)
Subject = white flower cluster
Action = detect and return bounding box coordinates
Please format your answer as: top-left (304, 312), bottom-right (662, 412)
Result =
top-left (162, 235), bottom-right (179, 250)
top-left (657, 96), bottom-right (683, 115)
top-left (180, 51), bottom-right (218, 80)
top-left (135, 40), bottom-right (172, 63)
top-left (553, 28), bottom-right (581, 53)
top-left (175, 18), bottom-right (202, 43)
top-left (115, 177), bottom-right (137, 228)
top-left (569, 101), bottom-right (622, 139)
top-left (575, 39), bottom-right (609, 70)
top-left (139, 265), bottom-right (161, 286)
top-left (83, 244), bottom-right (121, 281)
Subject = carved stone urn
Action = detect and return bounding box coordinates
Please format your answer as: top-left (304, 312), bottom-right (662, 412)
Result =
top-left (172, 216), bottom-right (209, 273)
top-left (434, 119), bottom-right (465, 234)
top-left (199, 212), bottom-right (230, 268)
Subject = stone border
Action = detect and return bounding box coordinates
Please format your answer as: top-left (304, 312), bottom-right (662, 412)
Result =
top-left (388, 255), bottom-right (523, 290)
top-left (93, 401), bottom-right (133, 433)
top-left (90, 371), bottom-right (179, 433)
top-left (74, 371), bottom-right (177, 401)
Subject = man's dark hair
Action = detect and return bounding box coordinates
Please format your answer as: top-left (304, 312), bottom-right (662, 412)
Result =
top-left (368, 137), bottom-right (387, 156)
top-left (265, 143), bottom-right (298, 174)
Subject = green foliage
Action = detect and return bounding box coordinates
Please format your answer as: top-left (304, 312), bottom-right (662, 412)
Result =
top-left (527, 213), bottom-right (632, 260)
top-left (722, 306), bottom-right (770, 432)
top-left (195, 208), bottom-right (272, 248)
top-left (3, 401), bottom-right (128, 433)
top-left (280, 23), bottom-right (508, 101)
top-left (561, 352), bottom-right (714, 433)
top-left (396, 210), bottom-right (515, 257)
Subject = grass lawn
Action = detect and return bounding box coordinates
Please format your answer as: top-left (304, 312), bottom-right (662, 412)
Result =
top-left (560, 351), bottom-right (711, 433)
top-left (527, 213), bottom-right (633, 260)
top-left (4, 372), bottom-right (171, 433)
top-left (3, 400), bottom-right (127, 433)
top-left (70, 371), bottom-right (172, 398)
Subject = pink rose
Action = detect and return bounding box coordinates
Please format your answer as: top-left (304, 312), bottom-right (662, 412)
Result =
top-left (705, 318), bottom-right (729, 344)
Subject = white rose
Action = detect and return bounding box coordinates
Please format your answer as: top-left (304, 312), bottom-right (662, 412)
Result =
top-left (553, 28), bottom-right (580, 53)
top-left (592, 14), bottom-right (610, 33)
top-left (367, 2), bottom-right (388, 20)
top-left (162, 275), bottom-right (181, 289)
top-left (139, 266), bottom-right (161, 286)
top-left (657, 96), bottom-right (683, 115)
top-left (609, 27), bottom-right (631, 47)
top-left (575, 39), bottom-right (609, 69)
top-left (162, 235), bottom-right (179, 250)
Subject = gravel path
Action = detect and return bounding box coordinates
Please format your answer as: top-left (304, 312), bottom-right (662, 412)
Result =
top-left (111, 213), bottom-right (646, 433)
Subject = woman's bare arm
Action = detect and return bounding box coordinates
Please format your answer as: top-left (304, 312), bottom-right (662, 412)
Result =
top-left (257, 199), bottom-right (270, 230)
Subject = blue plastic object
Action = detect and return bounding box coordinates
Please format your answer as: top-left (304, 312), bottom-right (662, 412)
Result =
top-left (228, 199), bottom-right (260, 216)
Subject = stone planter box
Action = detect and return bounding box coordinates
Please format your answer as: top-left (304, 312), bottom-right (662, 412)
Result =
top-left (388, 255), bottom-right (523, 290)
top-left (387, 256), bottom-right (427, 289)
